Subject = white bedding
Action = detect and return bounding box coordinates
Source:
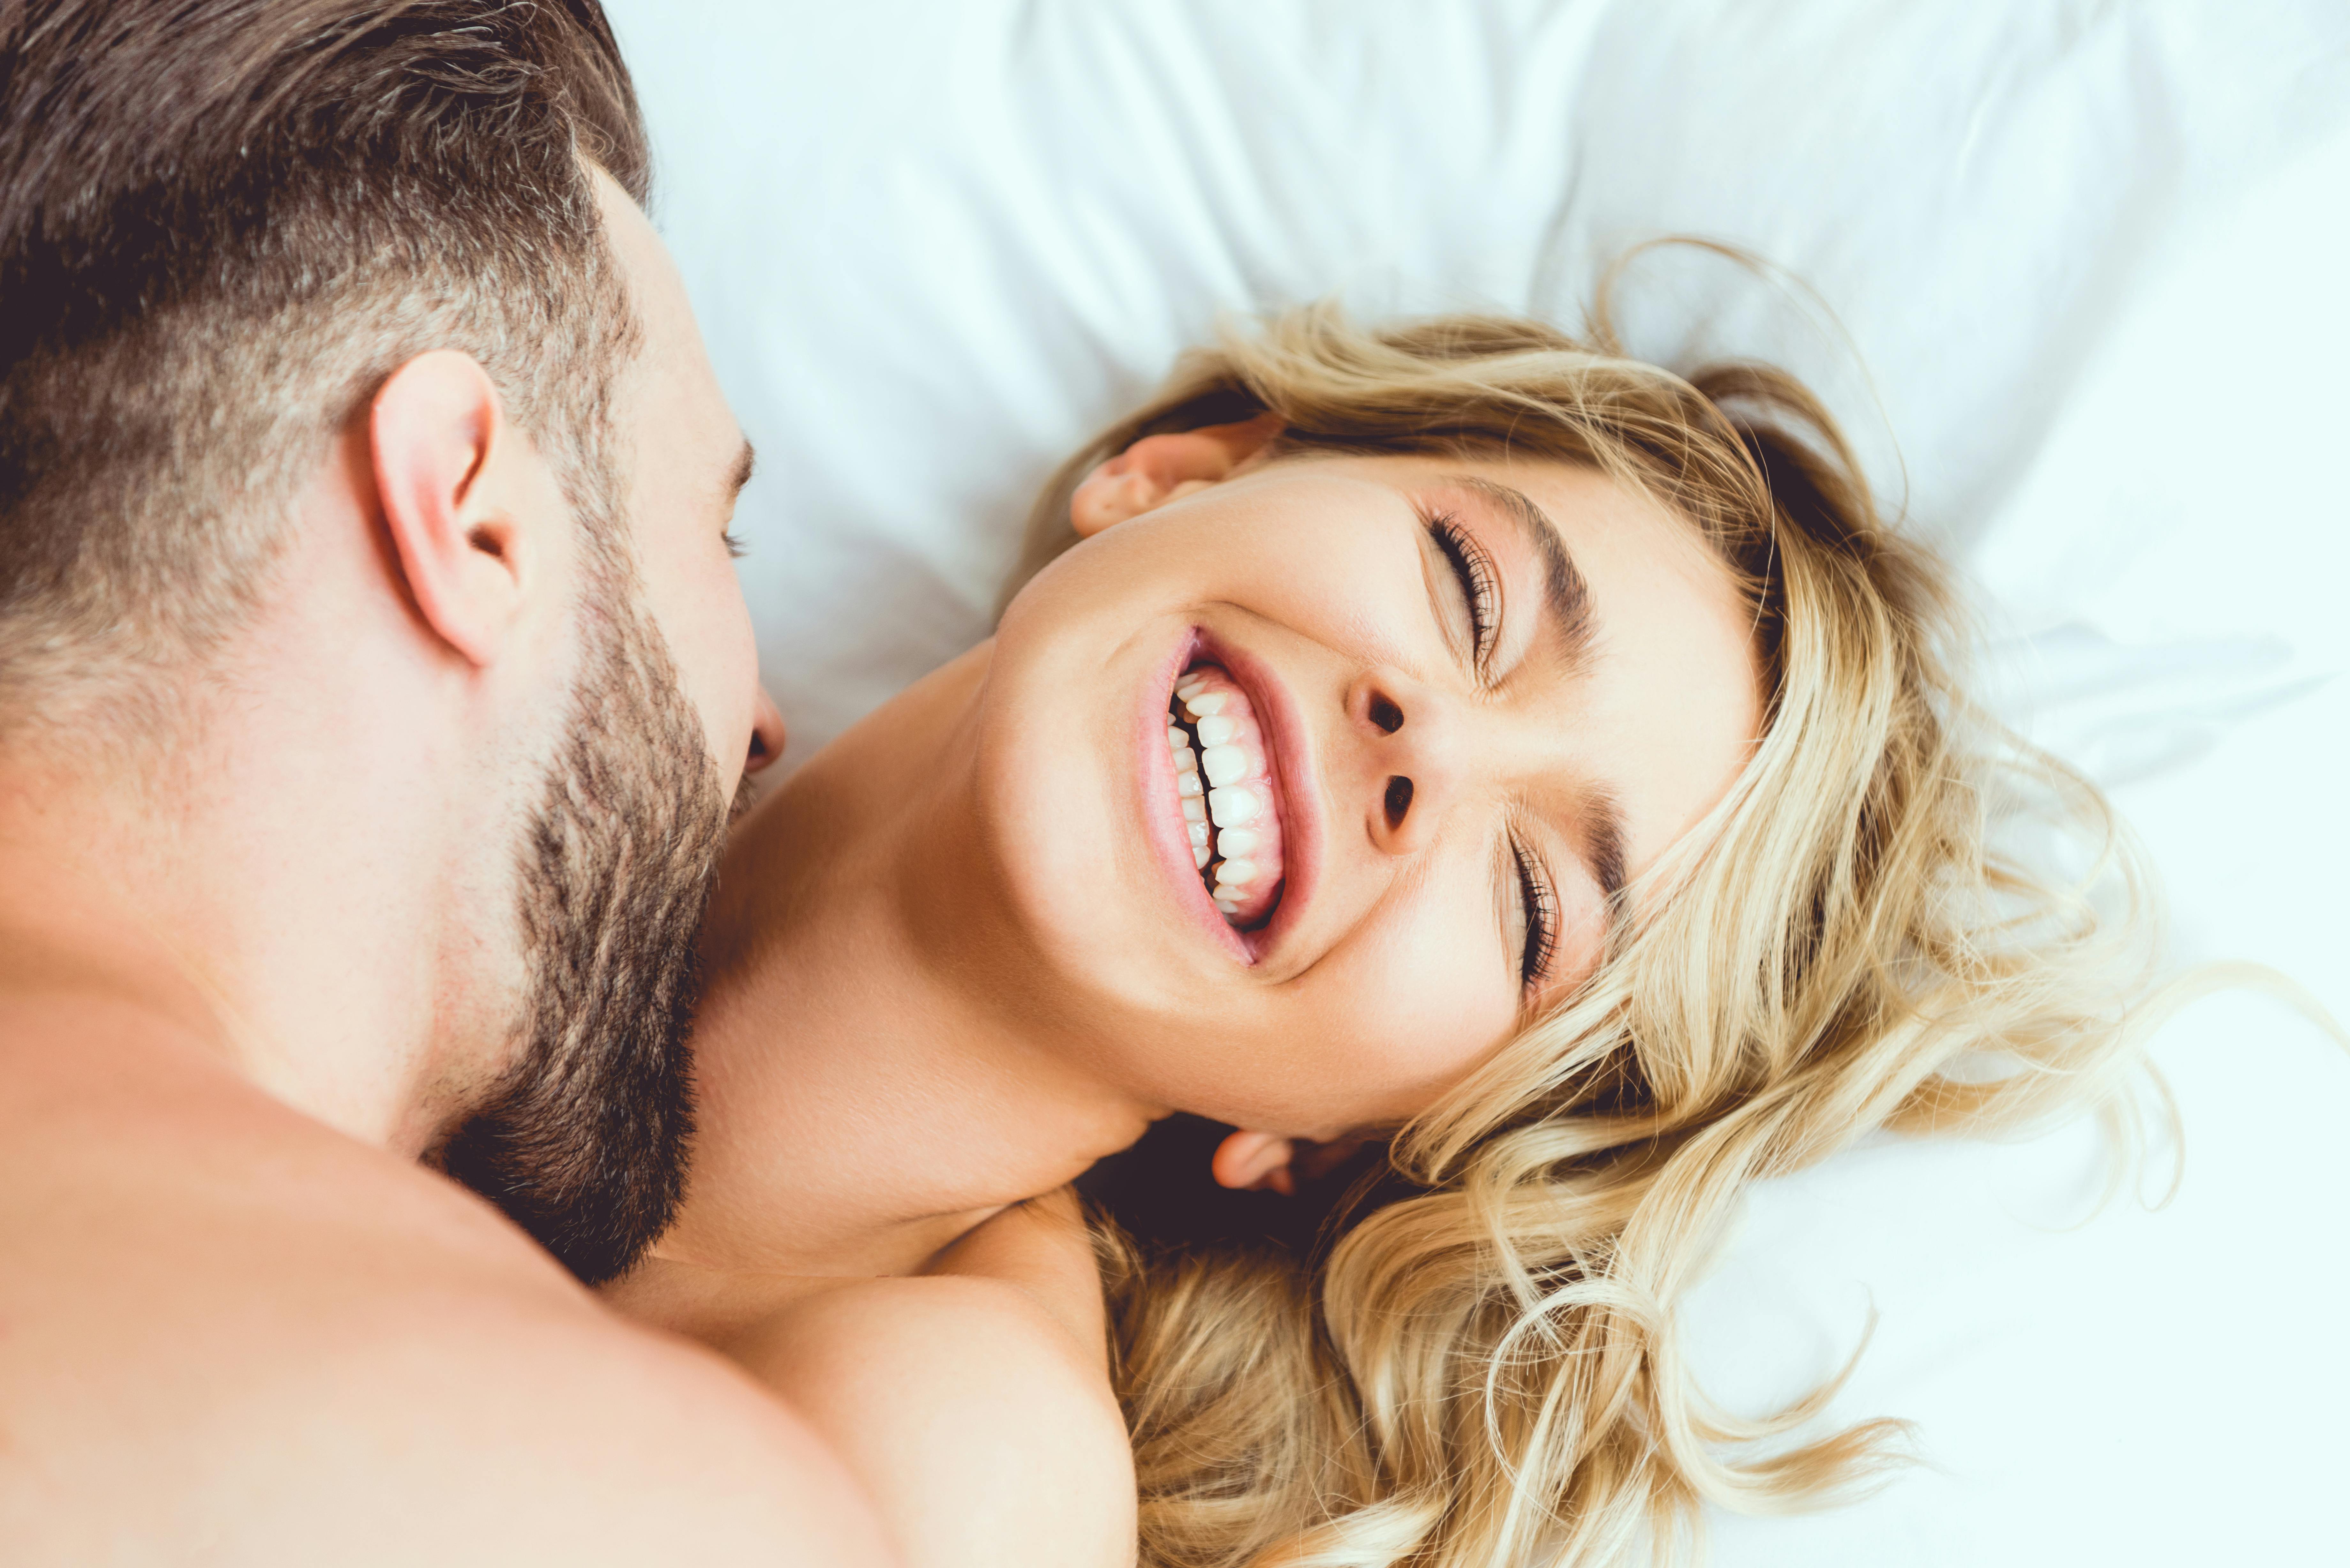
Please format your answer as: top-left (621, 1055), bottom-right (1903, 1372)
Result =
top-left (607, 1), bottom-right (2350, 1556)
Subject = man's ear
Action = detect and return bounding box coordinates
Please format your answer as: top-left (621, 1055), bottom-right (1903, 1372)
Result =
top-left (371, 350), bottom-right (534, 668)
top-left (1070, 411), bottom-right (1284, 539)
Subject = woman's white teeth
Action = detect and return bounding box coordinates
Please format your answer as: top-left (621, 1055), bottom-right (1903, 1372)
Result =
top-left (1208, 784), bottom-right (1261, 827)
top-left (1200, 744), bottom-right (1247, 786)
top-left (1168, 720), bottom-right (1209, 810)
top-left (1168, 662), bottom-right (1284, 927)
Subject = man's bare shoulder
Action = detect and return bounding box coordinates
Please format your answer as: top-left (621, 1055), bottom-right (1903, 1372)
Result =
top-left (0, 993), bottom-right (887, 1565)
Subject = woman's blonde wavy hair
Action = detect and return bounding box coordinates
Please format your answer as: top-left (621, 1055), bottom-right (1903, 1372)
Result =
top-left (1008, 297), bottom-right (2162, 1566)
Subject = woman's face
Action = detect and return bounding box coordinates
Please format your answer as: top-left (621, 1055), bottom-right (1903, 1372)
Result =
top-left (951, 447), bottom-right (1762, 1141)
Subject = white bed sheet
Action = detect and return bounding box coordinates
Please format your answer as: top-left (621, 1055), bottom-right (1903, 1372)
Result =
top-left (606, 1), bottom-right (2350, 1557)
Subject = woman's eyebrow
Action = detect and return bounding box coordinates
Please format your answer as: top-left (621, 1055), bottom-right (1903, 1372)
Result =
top-left (1444, 474), bottom-right (1596, 671)
top-left (1442, 474), bottom-right (1628, 925)
top-left (1584, 788), bottom-right (1628, 921)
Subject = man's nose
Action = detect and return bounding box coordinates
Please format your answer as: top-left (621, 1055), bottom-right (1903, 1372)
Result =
top-left (1343, 671), bottom-right (1467, 856)
top-left (745, 686), bottom-right (787, 775)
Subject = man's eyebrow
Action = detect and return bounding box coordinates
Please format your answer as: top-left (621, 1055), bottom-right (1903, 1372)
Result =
top-left (1444, 474), bottom-right (1627, 932)
top-left (1447, 474), bottom-right (1595, 669)
top-left (724, 439), bottom-right (756, 502)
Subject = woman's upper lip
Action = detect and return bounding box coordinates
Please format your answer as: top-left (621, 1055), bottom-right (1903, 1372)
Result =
top-left (1189, 630), bottom-right (1322, 961)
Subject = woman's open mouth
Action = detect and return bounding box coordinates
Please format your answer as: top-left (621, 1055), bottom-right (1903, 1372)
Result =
top-left (1162, 660), bottom-right (1286, 929)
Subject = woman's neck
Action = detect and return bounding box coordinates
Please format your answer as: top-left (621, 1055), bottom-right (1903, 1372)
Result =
top-left (622, 645), bottom-right (1160, 1319)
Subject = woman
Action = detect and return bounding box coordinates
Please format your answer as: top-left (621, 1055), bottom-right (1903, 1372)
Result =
top-left (604, 303), bottom-right (2152, 1567)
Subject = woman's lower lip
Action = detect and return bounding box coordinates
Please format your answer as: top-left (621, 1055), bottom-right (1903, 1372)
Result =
top-left (1132, 625), bottom-right (1321, 967)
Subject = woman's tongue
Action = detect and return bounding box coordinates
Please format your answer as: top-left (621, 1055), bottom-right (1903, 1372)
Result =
top-left (1166, 663), bottom-right (1285, 928)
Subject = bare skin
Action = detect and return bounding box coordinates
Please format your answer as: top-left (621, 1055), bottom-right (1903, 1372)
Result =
top-left (607, 421), bottom-right (1765, 1566)
top-left (0, 172), bottom-right (885, 1565)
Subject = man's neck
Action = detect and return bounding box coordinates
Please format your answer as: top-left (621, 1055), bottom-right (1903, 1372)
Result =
top-left (0, 699), bottom-right (476, 1155)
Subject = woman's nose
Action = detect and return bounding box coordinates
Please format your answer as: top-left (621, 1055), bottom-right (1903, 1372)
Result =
top-left (745, 686), bottom-right (787, 775)
top-left (1345, 672), bottom-right (1462, 855)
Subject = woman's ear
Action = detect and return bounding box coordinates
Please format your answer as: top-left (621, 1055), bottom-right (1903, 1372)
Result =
top-left (1211, 1128), bottom-right (1376, 1197)
top-left (1069, 411), bottom-right (1284, 539)
top-left (1210, 1129), bottom-right (1298, 1196)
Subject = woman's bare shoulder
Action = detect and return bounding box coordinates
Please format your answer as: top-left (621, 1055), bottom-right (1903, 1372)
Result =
top-left (728, 1192), bottom-right (1134, 1568)
top-left (923, 1184), bottom-right (1110, 1364)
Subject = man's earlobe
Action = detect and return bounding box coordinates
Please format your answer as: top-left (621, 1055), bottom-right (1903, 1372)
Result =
top-left (1069, 411), bottom-right (1284, 539)
top-left (370, 350), bottom-right (530, 669)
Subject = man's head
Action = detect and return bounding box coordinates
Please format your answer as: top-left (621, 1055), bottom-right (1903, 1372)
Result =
top-left (0, 0), bottom-right (780, 1281)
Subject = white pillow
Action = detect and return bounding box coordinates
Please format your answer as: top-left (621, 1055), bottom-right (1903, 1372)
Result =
top-left (611, 0), bottom-right (2348, 759)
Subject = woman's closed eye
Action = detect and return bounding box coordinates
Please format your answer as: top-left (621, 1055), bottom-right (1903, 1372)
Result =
top-left (1425, 510), bottom-right (1501, 676)
top-left (1423, 511), bottom-right (1560, 992)
top-left (1509, 834), bottom-right (1560, 993)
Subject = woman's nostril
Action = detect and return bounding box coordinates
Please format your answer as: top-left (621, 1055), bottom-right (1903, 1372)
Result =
top-left (1368, 694), bottom-right (1403, 734)
top-left (1383, 775), bottom-right (1414, 829)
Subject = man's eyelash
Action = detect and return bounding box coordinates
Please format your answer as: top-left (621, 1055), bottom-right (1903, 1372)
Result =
top-left (724, 530), bottom-right (749, 560)
top-left (1427, 512), bottom-right (1500, 671)
top-left (1511, 838), bottom-right (1559, 991)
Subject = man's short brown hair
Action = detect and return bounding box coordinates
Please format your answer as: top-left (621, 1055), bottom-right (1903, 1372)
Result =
top-left (0, 0), bottom-right (651, 732)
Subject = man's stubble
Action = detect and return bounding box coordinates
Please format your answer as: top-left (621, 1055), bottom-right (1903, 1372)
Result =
top-left (435, 577), bottom-right (734, 1285)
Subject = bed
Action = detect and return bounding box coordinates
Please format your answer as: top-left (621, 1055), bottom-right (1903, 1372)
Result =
top-left (604, 1), bottom-right (2350, 1556)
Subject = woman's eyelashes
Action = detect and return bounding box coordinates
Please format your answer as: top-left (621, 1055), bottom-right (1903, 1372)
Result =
top-left (1426, 511), bottom-right (1501, 676)
top-left (1423, 509), bottom-right (1555, 993)
top-left (724, 529), bottom-right (750, 560)
top-left (1509, 835), bottom-right (1560, 992)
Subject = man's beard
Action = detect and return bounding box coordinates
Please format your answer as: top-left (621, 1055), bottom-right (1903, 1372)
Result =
top-left (434, 587), bottom-right (734, 1286)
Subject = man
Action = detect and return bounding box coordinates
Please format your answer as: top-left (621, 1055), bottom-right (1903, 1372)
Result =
top-left (0, 2), bottom-right (890, 1560)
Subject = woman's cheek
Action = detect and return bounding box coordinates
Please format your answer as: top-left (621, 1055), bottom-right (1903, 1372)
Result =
top-left (1305, 932), bottom-right (1518, 1125)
